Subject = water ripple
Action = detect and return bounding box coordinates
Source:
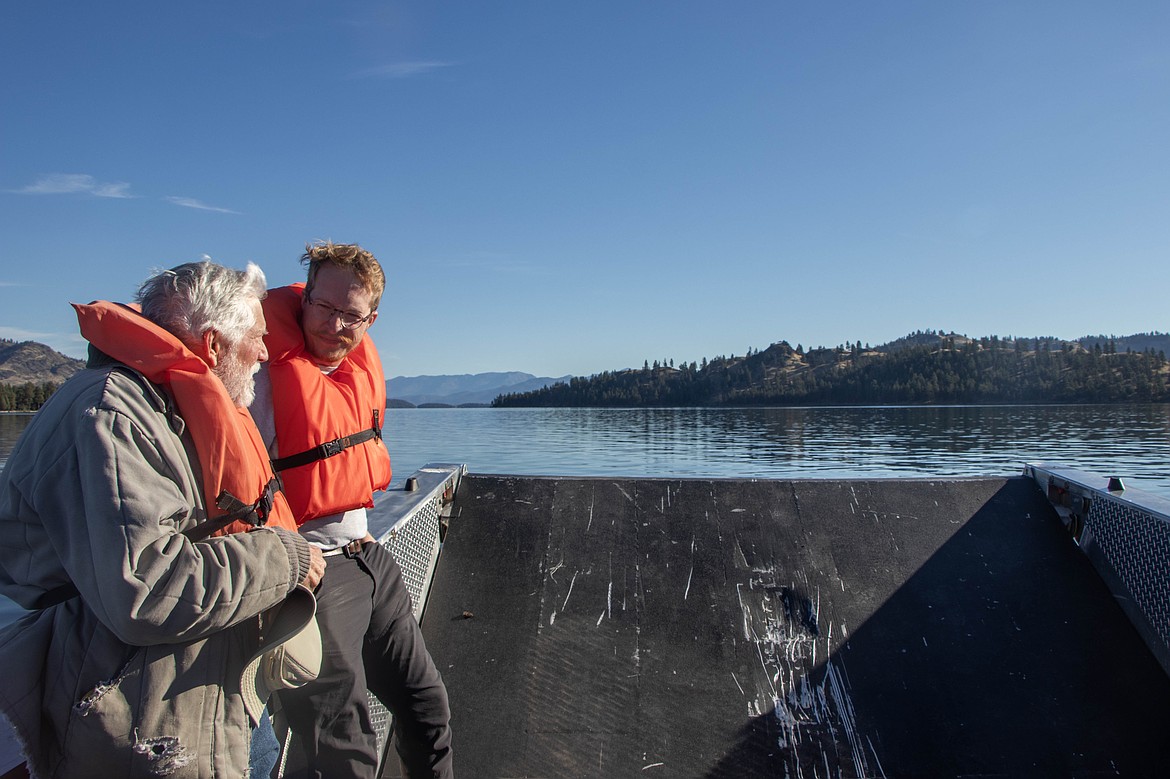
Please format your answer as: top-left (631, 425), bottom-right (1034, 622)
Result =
top-left (382, 405), bottom-right (1170, 498)
top-left (7, 406), bottom-right (1170, 496)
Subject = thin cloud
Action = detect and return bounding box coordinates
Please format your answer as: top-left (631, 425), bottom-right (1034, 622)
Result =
top-left (0, 326), bottom-right (53, 341)
top-left (0, 328), bottom-right (87, 358)
top-left (351, 60), bottom-right (455, 79)
top-left (10, 175), bottom-right (239, 215)
top-left (165, 196), bottom-right (241, 215)
top-left (13, 173), bottom-right (133, 199)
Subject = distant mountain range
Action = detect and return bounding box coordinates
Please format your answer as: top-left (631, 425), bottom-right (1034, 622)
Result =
top-left (0, 338), bottom-right (568, 408)
top-left (388, 372), bottom-right (573, 407)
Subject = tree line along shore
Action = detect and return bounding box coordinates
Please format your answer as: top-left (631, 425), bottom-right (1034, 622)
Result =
top-left (0, 382), bottom-right (59, 412)
top-left (494, 335), bottom-right (1170, 408)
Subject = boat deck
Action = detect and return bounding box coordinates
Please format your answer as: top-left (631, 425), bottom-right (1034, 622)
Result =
top-left (413, 473), bottom-right (1170, 778)
top-left (5, 468), bottom-right (1170, 777)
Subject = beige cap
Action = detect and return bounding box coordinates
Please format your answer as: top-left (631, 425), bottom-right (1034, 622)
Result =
top-left (240, 585), bottom-right (322, 722)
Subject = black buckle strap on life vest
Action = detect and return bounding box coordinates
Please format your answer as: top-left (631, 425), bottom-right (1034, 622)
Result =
top-left (271, 409), bottom-right (383, 472)
top-left (184, 476), bottom-right (283, 543)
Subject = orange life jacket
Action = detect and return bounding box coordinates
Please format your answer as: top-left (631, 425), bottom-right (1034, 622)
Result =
top-left (73, 300), bottom-right (297, 537)
top-left (262, 284), bottom-right (392, 524)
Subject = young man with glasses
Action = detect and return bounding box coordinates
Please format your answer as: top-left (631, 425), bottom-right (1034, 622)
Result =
top-left (249, 242), bottom-right (452, 778)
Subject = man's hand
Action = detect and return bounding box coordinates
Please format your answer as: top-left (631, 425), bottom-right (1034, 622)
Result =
top-left (301, 546), bottom-right (327, 590)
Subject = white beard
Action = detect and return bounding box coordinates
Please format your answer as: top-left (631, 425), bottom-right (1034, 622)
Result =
top-left (215, 350), bottom-right (261, 408)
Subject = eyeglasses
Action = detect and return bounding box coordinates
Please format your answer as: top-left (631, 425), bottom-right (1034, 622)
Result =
top-left (304, 296), bottom-right (374, 330)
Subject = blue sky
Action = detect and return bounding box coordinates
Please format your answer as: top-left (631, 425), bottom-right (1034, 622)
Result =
top-left (2, 2), bottom-right (1167, 379)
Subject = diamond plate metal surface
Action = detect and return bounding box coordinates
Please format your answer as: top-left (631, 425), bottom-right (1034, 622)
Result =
top-left (385, 496), bottom-right (443, 619)
top-left (1086, 494), bottom-right (1170, 650)
top-left (1027, 462), bottom-right (1170, 678)
top-left (367, 466), bottom-right (461, 771)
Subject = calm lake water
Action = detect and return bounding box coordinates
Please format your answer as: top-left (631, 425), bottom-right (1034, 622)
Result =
top-left (5, 404), bottom-right (1170, 493)
top-left (381, 405), bottom-right (1170, 496)
top-left (3, 404), bottom-right (1170, 626)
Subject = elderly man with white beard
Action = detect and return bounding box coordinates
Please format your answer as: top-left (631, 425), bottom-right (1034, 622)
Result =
top-left (0, 260), bottom-right (325, 778)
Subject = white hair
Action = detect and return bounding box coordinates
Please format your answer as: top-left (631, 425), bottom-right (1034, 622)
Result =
top-left (136, 260), bottom-right (267, 349)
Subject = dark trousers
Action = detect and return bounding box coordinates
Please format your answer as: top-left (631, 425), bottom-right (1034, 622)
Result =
top-left (279, 542), bottom-right (452, 779)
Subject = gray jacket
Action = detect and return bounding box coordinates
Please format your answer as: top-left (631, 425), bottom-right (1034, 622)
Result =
top-left (0, 362), bottom-right (312, 778)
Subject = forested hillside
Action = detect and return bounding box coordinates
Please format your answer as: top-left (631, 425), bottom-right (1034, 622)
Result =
top-left (495, 332), bottom-right (1170, 407)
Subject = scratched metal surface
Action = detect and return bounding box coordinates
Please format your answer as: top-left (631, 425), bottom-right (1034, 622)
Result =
top-left (422, 475), bottom-right (1170, 778)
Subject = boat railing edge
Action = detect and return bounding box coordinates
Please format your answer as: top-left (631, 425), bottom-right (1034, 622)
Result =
top-left (1025, 462), bottom-right (1170, 679)
top-left (360, 462), bottom-right (467, 773)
